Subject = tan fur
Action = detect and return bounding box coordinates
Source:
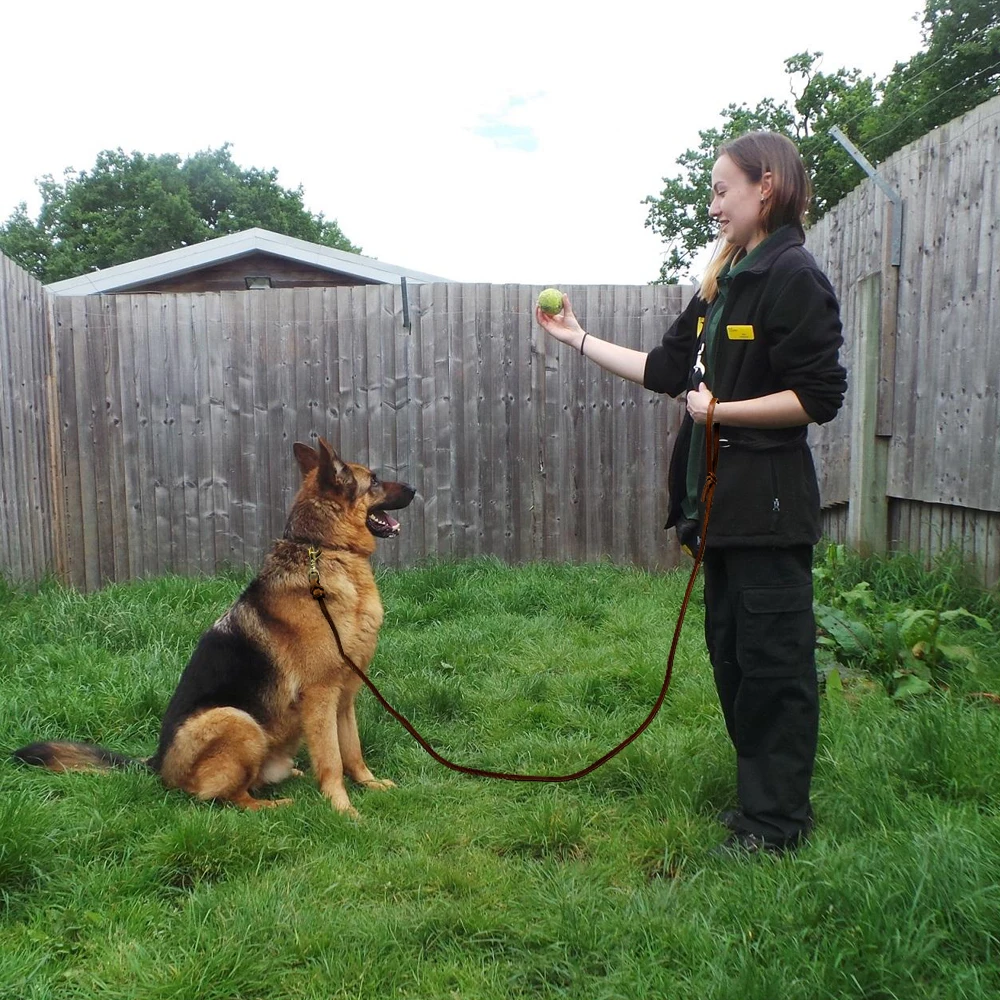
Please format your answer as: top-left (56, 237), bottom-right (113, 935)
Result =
top-left (33, 742), bottom-right (110, 772)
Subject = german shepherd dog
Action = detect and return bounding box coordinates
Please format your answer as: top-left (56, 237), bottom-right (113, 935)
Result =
top-left (14, 439), bottom-right (415, 815)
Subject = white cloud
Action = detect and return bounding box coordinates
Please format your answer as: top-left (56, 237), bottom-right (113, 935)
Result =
top-left (0, 0), bottom-right (925, 284)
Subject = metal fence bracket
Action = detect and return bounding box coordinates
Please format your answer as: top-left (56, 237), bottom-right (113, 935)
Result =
top-left (829, 126), bottom-right (903, 266)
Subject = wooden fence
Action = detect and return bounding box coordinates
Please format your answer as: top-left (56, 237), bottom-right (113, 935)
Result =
top-left (807, 92), bottom-right (1000, 584)
top-left (44, 282), bottom-right (697, 589)
top-left (2, 97), bottom-right (999, 590)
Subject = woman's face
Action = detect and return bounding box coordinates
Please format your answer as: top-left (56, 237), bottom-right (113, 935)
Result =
top-left (709, 154), bottom-right (770, 252)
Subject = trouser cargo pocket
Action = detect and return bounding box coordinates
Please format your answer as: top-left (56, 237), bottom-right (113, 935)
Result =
top-left (737, 584), bottom-right (815, 678)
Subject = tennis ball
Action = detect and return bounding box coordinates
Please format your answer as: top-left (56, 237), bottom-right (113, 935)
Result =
top-left (537, 288), bottom-right (564, 315)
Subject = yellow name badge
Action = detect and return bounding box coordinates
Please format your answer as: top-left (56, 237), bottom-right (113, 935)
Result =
top-left (697, 316), bottom-right (705, 335)
top-left (727, 324), bottom-right (755, 340)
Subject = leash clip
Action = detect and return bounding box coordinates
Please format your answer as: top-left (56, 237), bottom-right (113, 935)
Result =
top-left (307, 546), bottom-right (325, 599)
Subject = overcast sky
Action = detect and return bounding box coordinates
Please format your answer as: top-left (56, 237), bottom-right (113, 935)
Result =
top-left (1, 0), bottom-right (925, 285)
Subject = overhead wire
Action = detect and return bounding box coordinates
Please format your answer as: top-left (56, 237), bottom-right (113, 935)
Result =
top-left (829, 49), bottom-right (956, 138)
top-left (808, 20), bottom-right (999, 147)
top-left (859, 57), bottom-right (1000, 152)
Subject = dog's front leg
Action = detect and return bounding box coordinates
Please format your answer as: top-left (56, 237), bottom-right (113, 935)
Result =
top-left (300, 686), bottom-right (356, 816)
top-left (339, 693), bottom-right (395, 791)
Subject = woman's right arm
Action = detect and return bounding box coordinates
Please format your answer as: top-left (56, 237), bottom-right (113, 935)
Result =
top-left (535, 294), bottom-right (649, 385)
top-left (535, 291), bottom-right (699, 395)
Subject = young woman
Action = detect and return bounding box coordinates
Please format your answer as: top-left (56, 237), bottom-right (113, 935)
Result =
top-left (536, 131), bottom-right (847, 855)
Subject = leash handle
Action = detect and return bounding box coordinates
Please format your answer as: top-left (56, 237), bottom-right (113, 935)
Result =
top-left (696, 396), bottom-right (722, 561)
top-left (318, 400), bottom-right (721, 783)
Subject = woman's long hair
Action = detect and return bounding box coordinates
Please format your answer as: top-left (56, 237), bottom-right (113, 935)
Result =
top-left (699, 132), bottom-right (812, 302)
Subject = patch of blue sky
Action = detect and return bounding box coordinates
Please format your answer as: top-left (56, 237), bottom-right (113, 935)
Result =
top-left (470, 116), bottom-right (539, 152)
top-left (470, 94), bottom-right (544, 151)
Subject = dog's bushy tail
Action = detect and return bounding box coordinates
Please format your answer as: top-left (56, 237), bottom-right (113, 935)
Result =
top-left (12, 741), bottom-right (146, 772)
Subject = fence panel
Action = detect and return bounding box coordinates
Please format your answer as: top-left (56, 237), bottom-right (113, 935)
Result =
top-left (808, 93), bottom-right (1000, 518)
top-left (0, 253), bottom-right (57, 584)
top-left (48, 283), bottom-right (693, 587)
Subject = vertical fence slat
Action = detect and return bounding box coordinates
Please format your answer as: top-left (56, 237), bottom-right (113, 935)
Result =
top-left (0, 258), bottom-right (21, 579)
top-left (511, 285), bottom-right (534, 565)
top-left (10, 266), bottom-right (36, 577)
top-left (266, 291), bottom-right (290, 544)
top-left (336, 288), bottom-right (356, 466)
top-left (189, 294), bottom-right (216, 574)
top-left (578, 286), bottom-right (600, 563)
top-left (362, 285), bottom-right (381, 471)
top-left (114, 296), bottom-right (141, 578)
top-left (158, 296), bottom-right (184, 573)
top-left (390, 283), bottom-right (412, 568)
top-left (479, 284), bottom-right (499, 559)
top-left (204, 292), bottom-right (227, 571)
top-left (435, 284), bottom-right (455, 558)
top-left (612, 284), bottom-right (631, 564)
top-left (175, 294), bottom-right (199, 574)
top-left (405, 282), bottom-right (425, 564)
top-left (251, 291), bottom-right (275, 554)
top-left (99, 297), bottom-right (129, 581)
top-left (223, 292), bottom-right (247, 570)
top-left (69, 296), bottom-right (99, 588)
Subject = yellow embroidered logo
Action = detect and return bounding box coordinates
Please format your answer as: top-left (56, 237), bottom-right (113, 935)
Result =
top-left (697, 316), bottom-right (705, 335)
top-left (727, 325), bottom-right (754, 340)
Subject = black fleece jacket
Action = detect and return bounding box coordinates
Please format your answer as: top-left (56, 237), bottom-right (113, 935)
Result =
top-left (644, 226), bottom-right (847, 548)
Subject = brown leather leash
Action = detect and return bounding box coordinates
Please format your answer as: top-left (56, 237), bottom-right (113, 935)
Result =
top-left (311, 399), bottom-right (722, 783)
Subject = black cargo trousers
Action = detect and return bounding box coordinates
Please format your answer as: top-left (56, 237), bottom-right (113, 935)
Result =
top-left (702, 544), bottom-right (818, 847)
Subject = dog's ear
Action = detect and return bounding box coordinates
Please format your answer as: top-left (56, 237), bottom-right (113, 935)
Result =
top-left (293, 442), bottom-right (320, 476)
top-left (316, 438), bottom-right (357, 496)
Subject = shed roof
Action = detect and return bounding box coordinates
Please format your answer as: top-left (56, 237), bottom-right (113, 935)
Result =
top-left (44, 228), bottom-right (450, 295)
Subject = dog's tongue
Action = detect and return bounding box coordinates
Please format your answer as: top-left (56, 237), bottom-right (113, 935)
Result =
top-left (368, 510), bottom-right (401, 536)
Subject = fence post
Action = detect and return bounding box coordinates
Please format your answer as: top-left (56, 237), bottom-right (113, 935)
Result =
top-left (846, 273), bottom-right (890, 555)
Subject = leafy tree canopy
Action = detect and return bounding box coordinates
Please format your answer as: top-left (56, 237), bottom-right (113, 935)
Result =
top-left (0, 144), bottom-right (360, 283)
top-left (645, 0), bottom-right (1000, 282)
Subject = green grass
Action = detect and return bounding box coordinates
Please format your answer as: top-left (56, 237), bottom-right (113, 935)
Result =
top-left (2, 556), bottom-right (999, 1000)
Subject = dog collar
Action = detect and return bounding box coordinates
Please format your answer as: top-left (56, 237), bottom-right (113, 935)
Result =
top-left (284, 534), bottom-right (368, 560)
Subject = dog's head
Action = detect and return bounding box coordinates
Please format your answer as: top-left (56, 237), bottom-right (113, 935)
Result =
top-left (287, 439), bottom-right (416, 553)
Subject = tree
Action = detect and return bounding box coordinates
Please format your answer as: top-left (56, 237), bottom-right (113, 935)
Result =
top-left (0, 145), bottom-right (360, 283)
top-left (642, 53), bottom-right (882, 282)
top-left (179, 146), bottom-right (355, 248)
top-left (0, 203), bottom-right (52, 278)
top-left (865, 0), bottom-right (1000, 156)
top-left (644, 0), bottom-right (1000, 282)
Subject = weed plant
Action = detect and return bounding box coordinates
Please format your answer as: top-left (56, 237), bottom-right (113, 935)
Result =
top-left (813, 545), bottom-right (1000, 696)
top-left (2, 556), bottom-right (999, 999)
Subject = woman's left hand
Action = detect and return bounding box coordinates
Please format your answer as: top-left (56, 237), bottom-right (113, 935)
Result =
top-left (686, 382), bottom-right (715, 425)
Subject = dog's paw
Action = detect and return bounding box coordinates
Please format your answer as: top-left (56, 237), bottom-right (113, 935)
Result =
top-left (239, 795), bottom-right (294, 810)
top-left (361, 778), bottom-right (396, 791)
top-left (290, 768), bottom-right (305, 779)
top-left (324, 787), bottom-right (360, 818)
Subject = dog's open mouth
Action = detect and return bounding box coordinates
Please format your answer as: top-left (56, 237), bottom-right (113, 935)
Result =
top-left (366, 483), bottom-right (414, 539)
top-left (366, 509), bottom-right (401, 538)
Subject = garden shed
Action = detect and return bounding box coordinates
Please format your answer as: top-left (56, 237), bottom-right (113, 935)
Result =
top-left (44, 227), bottom-right (449, 295)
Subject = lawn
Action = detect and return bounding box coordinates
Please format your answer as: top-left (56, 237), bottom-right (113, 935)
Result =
top-left (2, 555), bottom-right (999, 999)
